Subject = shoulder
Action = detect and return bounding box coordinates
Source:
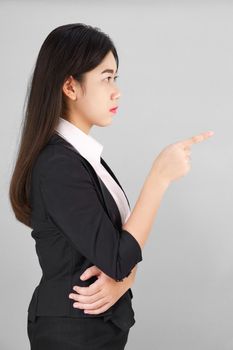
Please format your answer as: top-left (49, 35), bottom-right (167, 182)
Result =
top-left (32, 142), bottom-right (86, 182)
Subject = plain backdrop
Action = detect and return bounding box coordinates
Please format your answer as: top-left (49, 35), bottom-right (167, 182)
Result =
top-left (1, 1), bottom-right (232, 349)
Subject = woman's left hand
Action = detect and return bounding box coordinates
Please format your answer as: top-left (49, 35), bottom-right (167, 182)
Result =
top-left (68, 266), bottom-right (132, 315)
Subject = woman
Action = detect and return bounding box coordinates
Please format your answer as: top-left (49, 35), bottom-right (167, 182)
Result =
top-left (9, 23), bottom-right (214, 349)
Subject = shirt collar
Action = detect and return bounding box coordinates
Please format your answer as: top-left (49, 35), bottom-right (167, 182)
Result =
top-left (54, 117), bottom-right (103, 164)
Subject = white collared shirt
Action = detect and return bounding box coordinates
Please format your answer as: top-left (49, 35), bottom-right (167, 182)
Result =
top-left (54, 117), bottom-right (131, 225)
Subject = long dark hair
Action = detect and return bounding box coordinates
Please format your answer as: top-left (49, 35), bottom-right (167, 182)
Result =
top-left (9, 23), bottom-right (119, 228)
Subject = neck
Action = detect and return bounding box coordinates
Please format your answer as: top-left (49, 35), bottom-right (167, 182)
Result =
top-left (64, 116), bottom-right (92, 135)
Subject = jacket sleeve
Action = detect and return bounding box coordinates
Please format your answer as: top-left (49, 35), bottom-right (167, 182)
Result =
top-left (39, 150), bottom-right (143, 281)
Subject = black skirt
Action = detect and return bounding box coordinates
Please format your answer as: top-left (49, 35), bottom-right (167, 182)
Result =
top-left (27, 315), bottom-right (130, 350)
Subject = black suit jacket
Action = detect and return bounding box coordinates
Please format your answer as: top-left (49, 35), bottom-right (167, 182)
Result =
top-left (27, 133), bottom-right (143, 331)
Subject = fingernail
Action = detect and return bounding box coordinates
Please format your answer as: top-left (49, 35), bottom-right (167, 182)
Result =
top-left (80, 275), bottom-right (85, 280)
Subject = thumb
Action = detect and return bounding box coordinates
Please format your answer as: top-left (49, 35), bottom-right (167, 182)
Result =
top-left (80, 266), bottom-right (101, 280)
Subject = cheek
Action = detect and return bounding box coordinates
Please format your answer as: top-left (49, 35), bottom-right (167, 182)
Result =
top-left (87, 87), bottom-right (109, 112)
top-left (77, 84), bottom-right (110, 121)
top-left (78, 98), bottom-right (102, 123)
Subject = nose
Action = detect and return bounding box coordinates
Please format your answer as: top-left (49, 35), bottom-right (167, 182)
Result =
top-left (111, 86), bottom-right (121, 100)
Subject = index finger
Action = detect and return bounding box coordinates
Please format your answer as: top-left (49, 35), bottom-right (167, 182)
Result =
top-left (74, 280), bottom-right (102, 296)
top-left (180, 130), bottom-right (214, 148)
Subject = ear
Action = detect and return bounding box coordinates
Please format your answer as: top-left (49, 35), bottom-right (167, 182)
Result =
top-left (62, 75), bottom-right (79, 101)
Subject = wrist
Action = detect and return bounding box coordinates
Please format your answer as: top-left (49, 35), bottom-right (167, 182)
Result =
top-left (126, 267), bottom-right (137, 287)
top-left (149, 166), bottom-right (170, 190)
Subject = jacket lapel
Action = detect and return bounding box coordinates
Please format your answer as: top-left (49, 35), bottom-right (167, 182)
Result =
top-left (100, 157), bottom-right (131, 210)
top-left (79, 155), bottom-right (123, 229)
top-left (47, 133), bottom-right (123, 229)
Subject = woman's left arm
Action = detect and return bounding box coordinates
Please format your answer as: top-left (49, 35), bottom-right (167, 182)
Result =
top-left (68, 265), bottom-right (137, 315)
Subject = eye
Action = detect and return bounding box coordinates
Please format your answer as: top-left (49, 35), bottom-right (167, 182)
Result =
top-left (104, 75), bottom-right (119, 82)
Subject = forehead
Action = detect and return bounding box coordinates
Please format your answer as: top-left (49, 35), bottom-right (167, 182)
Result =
top-left (96, 51), bottom-right (118, 74)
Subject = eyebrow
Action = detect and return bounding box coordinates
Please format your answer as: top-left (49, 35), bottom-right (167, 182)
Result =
top-left (101, 68), bottom-right (118, 75)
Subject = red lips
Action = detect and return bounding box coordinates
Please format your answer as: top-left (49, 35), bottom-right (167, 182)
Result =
top-left (109, 107), bottom-right (118, 112)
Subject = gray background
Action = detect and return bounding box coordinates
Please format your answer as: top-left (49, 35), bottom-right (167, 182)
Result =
top-left (1, 0), bottom-right (232, 349)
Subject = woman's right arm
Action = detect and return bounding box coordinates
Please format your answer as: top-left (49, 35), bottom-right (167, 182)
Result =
top-left (122, 130), bottom-right (214, 250)
top-left (122, 168), bottom-right (170, 250)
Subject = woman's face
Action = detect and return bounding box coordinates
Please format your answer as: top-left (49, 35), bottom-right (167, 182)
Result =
top-left (63, 50), bottom-right (121, 134)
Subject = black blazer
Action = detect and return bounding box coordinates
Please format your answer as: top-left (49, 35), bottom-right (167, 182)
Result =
top-left (27, 133), bottom-right (143, 331)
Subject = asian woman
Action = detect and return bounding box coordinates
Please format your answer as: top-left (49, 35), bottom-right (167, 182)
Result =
top-left (9, 23), bottom-right (214, 350)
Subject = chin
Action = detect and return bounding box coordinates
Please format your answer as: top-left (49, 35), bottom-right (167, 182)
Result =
top-left (96, 118), bottom-right (113, 127)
